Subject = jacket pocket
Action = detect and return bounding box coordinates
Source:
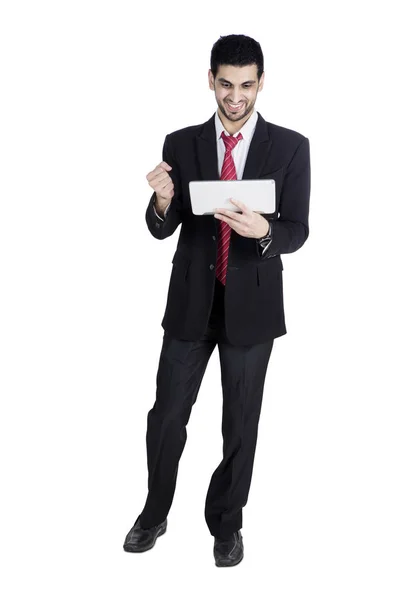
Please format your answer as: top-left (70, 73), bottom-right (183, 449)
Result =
top-left (257, 256), bottom-right (283, 286)
top-left (172, 250), bottom-right (191, 281)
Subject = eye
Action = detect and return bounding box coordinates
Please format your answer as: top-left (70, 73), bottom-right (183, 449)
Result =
top-left (222, 83), bottom-right (251, 88)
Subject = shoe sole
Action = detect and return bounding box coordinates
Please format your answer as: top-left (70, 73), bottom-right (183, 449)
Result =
top-left (123, 523), bottom-right (167, 553)
top-left (215, 553), bottom-right (244, 567)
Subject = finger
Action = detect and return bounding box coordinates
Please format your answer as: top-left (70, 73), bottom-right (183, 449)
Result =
top-left (214, 213), bottom-right (238, 227)
top-left (214, 206), bottom-right (244, 222)
top-left (215, 213), bottom-right (250, 237)
top-left (154, 164), bottom-right (172, 176)
top-left (147, 170), bottom-right (170, 184)
top-left (158, 181), bottom-right (174, 196)
top-left (229, 198), bottom-right (250, 213)
top-left (146, 162), bottom-right (172, 181)
top-left (155, 170), bottom-right (171, 182)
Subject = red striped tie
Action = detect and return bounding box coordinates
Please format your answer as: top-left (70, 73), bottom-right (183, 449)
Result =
top-left (215, 131), bottom-right (243, 286)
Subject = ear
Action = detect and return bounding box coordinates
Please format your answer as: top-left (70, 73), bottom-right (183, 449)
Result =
top-left (208, 69), bottom-right (215, 90)
top-left (258, 72), bottom-right (265, 91)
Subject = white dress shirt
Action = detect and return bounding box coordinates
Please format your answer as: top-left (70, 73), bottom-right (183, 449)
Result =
top-left (153, 110), bottom-right (272, 254)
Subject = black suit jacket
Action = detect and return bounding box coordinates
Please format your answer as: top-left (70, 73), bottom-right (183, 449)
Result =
top-left (145, 111), bottom-right (311, 345)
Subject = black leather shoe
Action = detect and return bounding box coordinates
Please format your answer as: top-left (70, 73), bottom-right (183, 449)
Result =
top-left (213, 530), bottom-right (244, 567)
top-left (123, 515), bottom-right (167, 553)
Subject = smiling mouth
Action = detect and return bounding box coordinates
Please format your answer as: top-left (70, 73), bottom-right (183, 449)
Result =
top-left (226, 101), bottom-right (245, 111)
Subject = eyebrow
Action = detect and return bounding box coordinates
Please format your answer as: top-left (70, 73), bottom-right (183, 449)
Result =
top-left (217, 77), bottom-right (256, 85)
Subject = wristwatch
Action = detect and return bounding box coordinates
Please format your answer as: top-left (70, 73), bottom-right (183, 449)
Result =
top-left (257, 221), bottom-right (273, 246)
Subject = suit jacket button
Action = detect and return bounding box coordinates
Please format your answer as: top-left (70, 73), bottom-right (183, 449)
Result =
top-left (155, 222), bottom-right (160, 228)
top-left (212, 235), bottom-right (216, 241)
top-left (209, 264), bottom-right (214, 270)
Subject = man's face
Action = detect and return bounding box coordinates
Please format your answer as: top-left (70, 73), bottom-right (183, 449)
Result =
top-left (208, 64), bottom-right (264, 124)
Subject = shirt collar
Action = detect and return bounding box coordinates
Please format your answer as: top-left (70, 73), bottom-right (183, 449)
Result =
top-left (214, 108), bottom-right (259, 142)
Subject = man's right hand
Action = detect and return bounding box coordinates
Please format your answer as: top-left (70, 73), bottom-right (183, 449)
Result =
top-left (146, 161), bottom-right (174, 215)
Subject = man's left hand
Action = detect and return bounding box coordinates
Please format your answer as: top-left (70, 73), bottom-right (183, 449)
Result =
top-left (214, 199), bottom-right (270, 239)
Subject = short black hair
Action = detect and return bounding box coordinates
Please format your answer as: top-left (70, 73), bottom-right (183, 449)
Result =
top-left (210, 34), bottom-right (264, 81)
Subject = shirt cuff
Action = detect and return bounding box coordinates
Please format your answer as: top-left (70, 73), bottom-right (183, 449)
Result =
top-left (153, 202), bottom-right (171, 221)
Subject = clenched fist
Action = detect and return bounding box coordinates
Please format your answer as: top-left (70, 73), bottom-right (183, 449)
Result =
top-left (146, 161), bottom-right (174, 216)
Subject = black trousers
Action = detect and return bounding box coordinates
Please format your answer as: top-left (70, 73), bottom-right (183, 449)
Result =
top-left (139, 277), bottom-right (274, 540)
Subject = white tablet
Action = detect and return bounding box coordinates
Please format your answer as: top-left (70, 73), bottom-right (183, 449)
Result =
top-left (189, 179), bottom-right (276, 215)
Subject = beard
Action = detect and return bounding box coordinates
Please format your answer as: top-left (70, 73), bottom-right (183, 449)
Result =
top-left (219, 98), bottom-right (254, 121)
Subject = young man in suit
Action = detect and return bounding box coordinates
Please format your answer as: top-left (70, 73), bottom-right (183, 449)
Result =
top-left (123, 34), bottom-right (311, 567)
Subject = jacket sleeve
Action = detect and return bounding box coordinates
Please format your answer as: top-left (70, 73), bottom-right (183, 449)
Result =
top-left (145, 134), bottom-right (183, 240)
top-left (260, 136), bottom-right (311, 258)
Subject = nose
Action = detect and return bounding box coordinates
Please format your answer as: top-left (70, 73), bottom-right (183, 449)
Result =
top-left (228, 95), bottom-right (244, 104)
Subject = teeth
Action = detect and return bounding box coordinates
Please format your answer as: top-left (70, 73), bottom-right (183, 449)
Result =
top-left (228, 102), bottom-right (242, 108)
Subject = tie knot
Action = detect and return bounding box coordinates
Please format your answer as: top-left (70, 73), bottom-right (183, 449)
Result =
top-left (221, 131), bottom-right (243, 151)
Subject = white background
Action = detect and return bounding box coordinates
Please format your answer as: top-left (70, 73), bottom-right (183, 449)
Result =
top-left (1, 0), bottom-right (399, 597)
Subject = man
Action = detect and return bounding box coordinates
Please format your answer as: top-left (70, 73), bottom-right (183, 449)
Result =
top-left (123, 34), bottom-right (311, 567)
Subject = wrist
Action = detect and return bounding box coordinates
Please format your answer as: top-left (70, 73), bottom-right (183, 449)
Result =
top-left (154, 194), bottom-right (169, 217)
top-left (257, 220), bottom-right (271, 241)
